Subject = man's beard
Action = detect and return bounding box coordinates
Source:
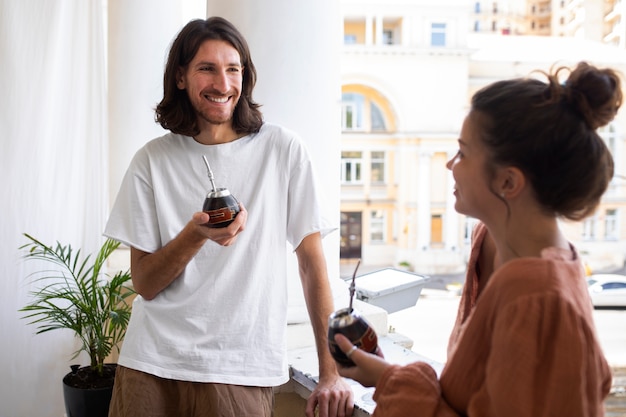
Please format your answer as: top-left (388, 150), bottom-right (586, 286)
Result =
top-left (197, 107), bottom-right (236, 126)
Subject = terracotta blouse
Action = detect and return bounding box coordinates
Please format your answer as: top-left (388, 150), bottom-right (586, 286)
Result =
top-left (372, 222), bottom-right (611, 417)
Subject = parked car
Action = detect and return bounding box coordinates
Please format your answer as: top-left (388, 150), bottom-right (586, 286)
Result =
top-left (587, 274), bottom-right (626, 308)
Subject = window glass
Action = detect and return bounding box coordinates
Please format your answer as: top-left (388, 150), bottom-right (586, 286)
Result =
top-left (370, 210), bottom-right (385, 242)
top-left (341, 92), bottom-right (388, 132)
top-left (464, 217), bottom-right (479, 243)
top-left (431, 214), bottom-right (443, 243)
top-left (605, 209), bottom-right (618, 240)
top-left (431, 22), bottom-right (446, 46)
top-left (342, 93), bottom-right (364, 130)
top-left (371, 151), bottom-right (385, 183)
top-left (583, 216), bottom-right (596, 240)
top-left (371, 102), bottom-right (386, 131)
top-left (601, 124), bottom-right (618, 154)
top-left (603, 282), bottom-right (626, 290)
top-left (341, 151), bottom-right (363, 184)
top-left (383, 29), bottom-right (394, 45)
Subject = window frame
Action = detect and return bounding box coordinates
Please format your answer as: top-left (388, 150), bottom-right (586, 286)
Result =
top-left (370, 209), bottom-right (386, 243)
top-left (341, 151), bottom-right (363, 184)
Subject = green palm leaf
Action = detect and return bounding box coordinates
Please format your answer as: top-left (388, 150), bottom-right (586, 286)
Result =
top-left (19, 234), bottom-right (135, 377)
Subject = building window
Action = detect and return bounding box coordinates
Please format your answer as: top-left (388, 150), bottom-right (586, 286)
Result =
top-left (344, 34), bottom-right (357, 44)
top-left (605, 209), bottom-right (618, 240)
top-left (341, 92), bottom-right (388, 132)
top-left (464, 217), bottom-right (479, 243)
top-left (601, 124), bottom-right (618, 154)
top-left (371, 151), bottom-right (385, 183)
top-left (474, 2), bottom-right (481, 13)
top-left (582, 216), bottom-right (596, 240)
top-left (370, 210), bottom-right (385, 242)
top-left (599, 124), bottom-right (619, 194)
top-left (342, 93), bottom-right (364, 131)
top-left (340, 212), bottom-right (362, 259)
top-left (370, 102), bottom-right (386, 131)
top-left (474, 20), bottom-right (480, 32)
top-left (342, 99), bottom-right (362, 131)
top-left (383, 29), bottom-right (394, 45)
top-left (431, 214), bottom-right (443, 245)
top-left (341, 151), bottom-right (363, 184)
top-left (431, 23), bottom-right (446, 47)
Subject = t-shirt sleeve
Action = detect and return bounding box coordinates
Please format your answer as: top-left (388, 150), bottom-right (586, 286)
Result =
top-left (372, 362), bottom-right (461, 417)
top-left (103, 148), bottom-right (162, 253)
top-left (285, 142), bottom-right (336, 250)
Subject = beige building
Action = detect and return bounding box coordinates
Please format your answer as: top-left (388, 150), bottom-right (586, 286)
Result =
top-left (471, 0), bottom-right (528, 35)
top-left (468, 1), bottom-right (626, 45)
top-left (340, 0), bottom-right (626, 275)
top-left (556, 0), bottom-right (626, 46)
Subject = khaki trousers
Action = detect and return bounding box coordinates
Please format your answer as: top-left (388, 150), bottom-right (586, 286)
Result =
top-left (108, 365), bottom-right (275, 417)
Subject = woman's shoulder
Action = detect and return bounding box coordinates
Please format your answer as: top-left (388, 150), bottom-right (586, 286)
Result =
top-left (487, 255), bottom-right (589, 311)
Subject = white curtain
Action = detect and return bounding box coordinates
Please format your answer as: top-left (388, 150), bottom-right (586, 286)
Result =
top-left (0, 1), bottom-right (107, 416)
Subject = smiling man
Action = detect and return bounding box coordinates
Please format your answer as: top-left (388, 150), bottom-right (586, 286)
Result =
top-left (104, 17), bottom-right (352, 417)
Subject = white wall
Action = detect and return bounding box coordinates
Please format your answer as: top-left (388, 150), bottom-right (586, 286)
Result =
top-left (0, 1), bottom-right (205, 416)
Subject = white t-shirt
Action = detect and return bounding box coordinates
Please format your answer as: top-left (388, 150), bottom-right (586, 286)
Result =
top-left (104, 123), bottom-right (335, 386)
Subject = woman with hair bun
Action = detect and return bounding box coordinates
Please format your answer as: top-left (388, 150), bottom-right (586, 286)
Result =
top-left (333, 62), bottom-right (622, 416)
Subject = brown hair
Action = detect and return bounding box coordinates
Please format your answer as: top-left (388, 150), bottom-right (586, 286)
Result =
top-left (471, 61), bottom-right (622, 221)
top-left (155, 17), bottom-right (263, 136)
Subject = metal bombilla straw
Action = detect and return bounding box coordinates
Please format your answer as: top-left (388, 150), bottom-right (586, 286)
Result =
top-left (202, 155), bottom-right (217, 192)
top-left (348, 259), bottom-right (361, 311)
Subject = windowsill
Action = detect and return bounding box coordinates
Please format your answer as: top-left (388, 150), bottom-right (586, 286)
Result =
top-left (279, 299), bottom-right (444, 416)
top-left (280, 336), bottom-right (443, 416)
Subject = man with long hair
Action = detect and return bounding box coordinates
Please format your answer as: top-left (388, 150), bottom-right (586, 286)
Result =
top-left (105, 17), bottom-right (353, 417)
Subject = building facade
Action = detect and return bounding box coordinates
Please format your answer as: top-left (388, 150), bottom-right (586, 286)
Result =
top-left (340, 0), bottom-right (626, 275)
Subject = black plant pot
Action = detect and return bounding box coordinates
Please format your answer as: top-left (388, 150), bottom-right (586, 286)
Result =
top-left (62, 364), bottom-right (116, 417)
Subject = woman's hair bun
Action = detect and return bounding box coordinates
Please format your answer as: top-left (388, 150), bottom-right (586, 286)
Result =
top-left (562, 61), bottom-right (622, 129)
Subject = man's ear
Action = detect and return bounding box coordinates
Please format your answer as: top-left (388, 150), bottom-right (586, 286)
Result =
top-left (496, 166), bottom-right (526, 199)
top-left (176, 69), bottom-right (185, 89)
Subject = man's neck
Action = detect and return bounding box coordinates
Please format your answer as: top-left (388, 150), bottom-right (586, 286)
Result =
top-left (194, 123), bottom-right (241, 145)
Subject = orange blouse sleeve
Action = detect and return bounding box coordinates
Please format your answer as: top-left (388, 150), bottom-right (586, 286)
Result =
top-left (372, 362), bottom-right (461, 417)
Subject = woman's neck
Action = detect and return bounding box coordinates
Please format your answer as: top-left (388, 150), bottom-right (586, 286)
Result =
top-left (488, 214), bottom-right (568, 265)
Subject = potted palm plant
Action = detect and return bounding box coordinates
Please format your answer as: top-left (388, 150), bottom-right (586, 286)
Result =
top-left (19, 233), bottom-right (134, 417)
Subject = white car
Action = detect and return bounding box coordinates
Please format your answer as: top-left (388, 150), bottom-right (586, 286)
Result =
top-left (587, 274), bottom-right (626, 308)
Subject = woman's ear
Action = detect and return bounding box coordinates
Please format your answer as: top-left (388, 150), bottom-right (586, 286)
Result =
top-left (496, 166), bottom-right (526, 200)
